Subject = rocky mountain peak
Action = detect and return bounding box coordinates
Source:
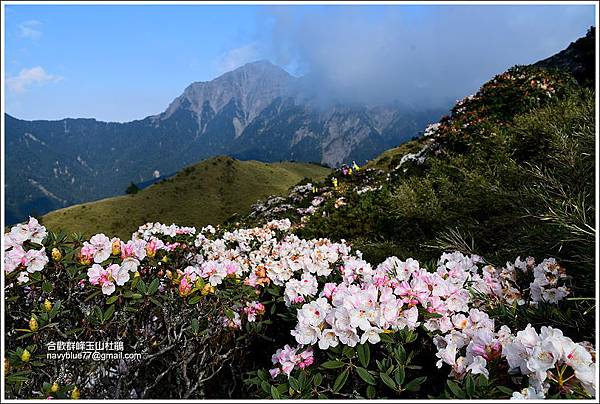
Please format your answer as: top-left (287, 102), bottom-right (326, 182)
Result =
top-left (162, 60), bottom-right (296, 128)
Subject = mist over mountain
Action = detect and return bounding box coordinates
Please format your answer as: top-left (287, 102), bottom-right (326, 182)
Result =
top-left (5, 60), bottom-right (445, 225)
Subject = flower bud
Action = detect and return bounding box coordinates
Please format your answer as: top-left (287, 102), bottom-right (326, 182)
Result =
top-left (43, 299), bottom-right (52, 312)
top-left (71, 387), bottom-right (80, 399)
top-left (111, 239), bottom-right (121, 256)
top-left (179, 277), bottom-right (192, 297)
top-left (29, 317), bottom-right (39, 332)
top-left (51, 248), bottom-right (62, 262)
top-left (50, 382), bottom-right (59, 393)
top-left (20, 349), bottom-right (31, 362)
top-left (4, 358), bottom-right (9, 373)
top-left (201, 284), bottom-right (215, 296)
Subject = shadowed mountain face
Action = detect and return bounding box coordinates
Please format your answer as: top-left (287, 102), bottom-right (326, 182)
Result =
top-left (5, 60), bottom-right (445, 224)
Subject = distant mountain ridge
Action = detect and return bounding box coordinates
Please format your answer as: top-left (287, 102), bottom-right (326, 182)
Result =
top-left (5, 60), bottom-right (444, 224)
top-left (7, 24), bottom-right (594, 225)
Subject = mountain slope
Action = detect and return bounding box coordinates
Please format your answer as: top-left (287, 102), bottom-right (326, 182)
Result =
top-left (534, 26), bottom-right (595, 87)
top-left (5, 60), bottom-right (444, 225)
top-left (234, 29), bottom-right (594, 277)
top-left (39, 156), bottom-right (330, 239)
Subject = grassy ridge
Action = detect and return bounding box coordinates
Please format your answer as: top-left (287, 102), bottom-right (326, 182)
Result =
top-left (40, 156), bottom-right (330, 238)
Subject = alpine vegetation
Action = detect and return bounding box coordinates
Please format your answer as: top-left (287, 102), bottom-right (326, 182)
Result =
top-left (3, 26), bottom-right (596, 401)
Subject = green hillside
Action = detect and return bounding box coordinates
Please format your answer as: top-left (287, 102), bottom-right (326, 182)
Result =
top-left (39, 156), bottom-right (330, 239)
top-left (236, 63), bottom-right (595, 336)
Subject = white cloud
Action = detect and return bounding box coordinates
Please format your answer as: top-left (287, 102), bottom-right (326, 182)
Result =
top-left (18, 20), bottom-right (42, 40)
top-left (6, 66), bottom-right (63, 93)
top-left (214, 43), bottom-right (260, 74)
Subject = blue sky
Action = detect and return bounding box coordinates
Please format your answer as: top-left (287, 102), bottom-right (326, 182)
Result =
top-left (4, 3), bottom-right (596, 122)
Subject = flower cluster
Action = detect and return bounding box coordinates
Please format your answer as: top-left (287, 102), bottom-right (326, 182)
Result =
top-left (503, 324), bottom-right (595, 397)
top-left (269, 345), bottom-right (315, 378)
top-left (87, 263), bottom-right (130, 295)
top-left (433, 308), bottom-right (504, 380)
top-left (529, 258), bottom-right (570, 304)
top-left (3, 217), bottom-right (48, 283)
top-left (4, 215), bottom-right (593, 399)
top-left (243, 301), bottom-right (266, 322)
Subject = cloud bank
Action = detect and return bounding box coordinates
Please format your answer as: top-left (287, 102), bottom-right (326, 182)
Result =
top-left (262, 5), bottom-right (595, 108)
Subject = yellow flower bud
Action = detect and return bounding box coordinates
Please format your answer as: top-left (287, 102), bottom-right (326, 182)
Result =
top-left (165, 270), bottom-right (173, 280)
top-left (43, 299), bottom-right (52, 312)
top-left (51, 248), bottom-right (62, 262)
top-left (29, 317), bottom-right (39, 332)
top-left (161, 256), bottom-right (169, 263)
top-left (201, 284), bottom-right (215, 296)
top-left (71, 387), bottom-right (80, 399)
top-left (134, 271), bottom-right (140, 278)
top-left (51, 382), bottom-right (59, 393)
top-left (20, 349), bottom-right (31, 362)
top-left (111, 239), bottom-right (121, 256)
top-left (4, 358), bottom-right (9, 373)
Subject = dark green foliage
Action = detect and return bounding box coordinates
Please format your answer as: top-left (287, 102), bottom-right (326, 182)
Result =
top-left (125, 182), bottom-right (140, 195)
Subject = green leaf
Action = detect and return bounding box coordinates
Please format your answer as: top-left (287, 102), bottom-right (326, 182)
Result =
top-left (366, 385), bottom-right (376, 399)
top-left (147, 278), bottom-right (160, 295)
top-left (149, 297), bottom-right (162, 307)
top-left (356, 367), bottom-right (376, 385)
top-left (405, 376), bottom-right (426, 392)
top-left (404, 330), bottom-right (417, 343)
top-left (276, 383), bottom-right (288, 395)
top-left (188, 295), bottom-right (201, 305)
top-left (260, 381), bottom-right (271, 394)
top-left (394, 366), bottom-right (405, 386)
top-left (190, 318), bottom-right (200, 333)
top-left (93, 306), bottom-right (103, 321)
top-left (257, 369), bottom-right (267, 382)
top-left (106, 295), bottom-right (118, 305)
top-left (342, 346), bottom-right (355, 358)
top-left (447, 379), bottom-right (465, 398)
top-left (357, 343), bottom-right (370, 367)
top-left (465, 374), bottom-right (475, 397)
top-left (123, 290), bottom-right (134, 298)
top-left (49, 301), bottom-right (61, 318)
top-left (136, 279), bottom-right (147, 294)
top-left (270, 384), bottom-right (281, 399)
top-left (288, 376), bottom-right (299, 392)
top-left (42, 281), bottom-right (53, 293)
top-left (312, 373), bottom-right (323, 387)
top-left (321, 360), bottom-right (345, 369)
top-left (496, 385), bottom-right (514, 396)
top-left (103, 304), bottom-right (116, 322)
top-left (84, 290), bottom-right (102, 302)
top-left (476, 374), bottom-right (489, 387)
top-left (379, 333), bottom-right (394, 344)
top-left (395, 344), bottom-right (406, 363)
top-left (379, 372), bottom-right (397, 390)
top-left (333, 369), bottom-right (349, 393)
